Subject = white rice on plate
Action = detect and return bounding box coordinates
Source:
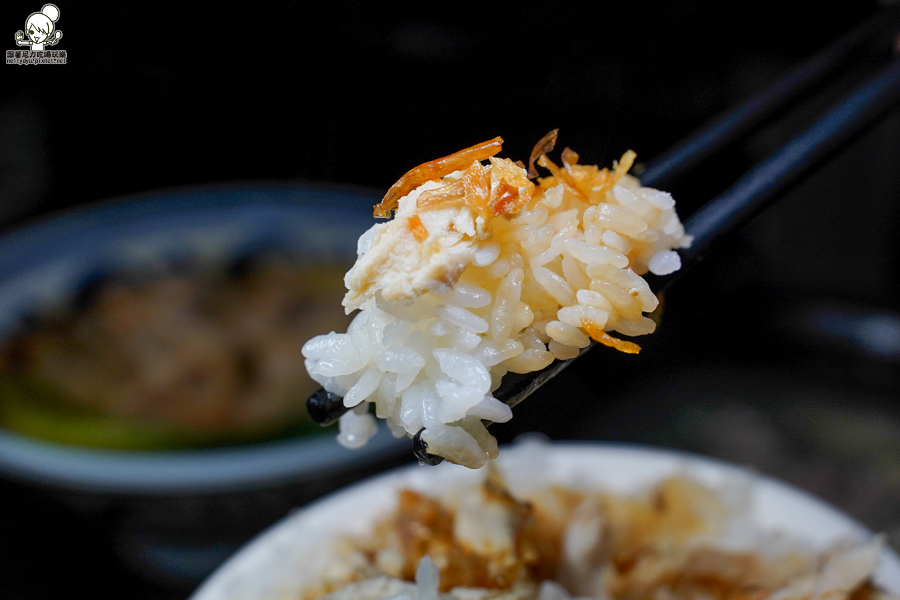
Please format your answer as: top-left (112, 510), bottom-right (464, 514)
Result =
top-left (302, 134), bottom-right (692, 467)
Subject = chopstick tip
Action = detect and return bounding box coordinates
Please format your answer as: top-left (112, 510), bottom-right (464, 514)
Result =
top-left (412, 429), bottom-right (444, 466)
top-left (307, 388), bottom-right (348, 426)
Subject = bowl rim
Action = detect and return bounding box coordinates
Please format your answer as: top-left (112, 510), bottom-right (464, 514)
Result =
top-left (0, 180), bottom-right (381, 281)
top-left (0, 426), bottom-right (406, 494)
top-left (190, 440), bottom-right (900, 600)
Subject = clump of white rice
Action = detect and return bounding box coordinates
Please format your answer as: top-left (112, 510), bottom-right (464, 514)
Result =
top-left (303, 145), bottom-right (691, 468)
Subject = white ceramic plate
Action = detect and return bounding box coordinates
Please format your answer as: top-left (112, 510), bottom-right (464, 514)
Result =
top-left (192, 441), bottom-right (900, 600)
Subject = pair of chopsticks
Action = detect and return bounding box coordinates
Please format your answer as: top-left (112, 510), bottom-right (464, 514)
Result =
top-left (307, 5), bottom-right (900, 465)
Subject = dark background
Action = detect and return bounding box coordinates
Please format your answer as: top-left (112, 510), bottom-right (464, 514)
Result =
top-left (0, 1), bottom-right (886, 223)
top-left (2, 1), bottom-right (900, 598)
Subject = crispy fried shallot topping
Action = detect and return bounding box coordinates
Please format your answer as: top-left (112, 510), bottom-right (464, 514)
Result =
top-left (417, 160), bottom-right (492, 222)
top-left (538, 153), bottom-right (587, 200)
top-left (484, 157), bottom-right (531, 217)
top-left (492, 180), bottom-right (524, 216)
top-left (528, 129), bottom-right (559, 179)
top-left (373, 488), bottom-right (545, 590)
top-left (414, 154), bottom-right (537, 236)
top-left (374, 137), bottom-right (504, 218)
top-left (560, 147), bottom-right (580, 173)
top-left (536, 148), bottom-right (638, 206)
top-left (360, 478), bottom-right (557, 592)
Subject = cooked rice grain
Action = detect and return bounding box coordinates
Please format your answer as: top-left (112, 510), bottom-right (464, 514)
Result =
top-left (303, 141), bottom-right (691, 467)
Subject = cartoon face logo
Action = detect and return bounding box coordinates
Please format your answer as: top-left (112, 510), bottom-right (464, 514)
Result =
top-left (15, 4), bottom-right (63, 51)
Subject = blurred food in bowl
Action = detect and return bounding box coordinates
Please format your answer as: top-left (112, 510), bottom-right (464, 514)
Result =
top-left (0, 254), bottom-right (351, 449)
top-left (320, 474), bottom-right (890, 600)
top-left (0, 184), bottom-right (416, 589)
top-left (191, 442), bottom-right (900, 600)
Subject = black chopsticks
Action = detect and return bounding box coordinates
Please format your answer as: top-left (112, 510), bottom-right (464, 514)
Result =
top-left (307, 8), bottom-right (900, 464)
top-left (644, 56), bottom-right (900, 296)
top-left (639, 1), bottom-right (900, 191)
top-left (413, 55), bottom-right (900, 465)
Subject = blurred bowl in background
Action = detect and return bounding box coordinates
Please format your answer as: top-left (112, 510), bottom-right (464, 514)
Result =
top-left (0, 182), bottom-right (412, 586)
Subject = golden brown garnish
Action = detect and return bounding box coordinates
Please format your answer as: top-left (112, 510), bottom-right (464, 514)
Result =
top-left (347, 475), bottom-right (798, 600)
top-left (414, 154), bottom-right (536, 237)
top-left (416, 160), bottom-right (491, 222)
top-left (560, 147), bottom-right (580, 172)
top-left (612, 150), bottom-right (637, 184)
top-left (590, 149), bottom-right (637, 199)
top-left (609, 546), bottom-right (779, 600)
top-left (537, 153), bottom-right (588, 200)
top-left (407, 215), bottom-right (428, 242)
top-left (370, 491), bottom-right (506, 589)
top-left (374, 137), bottom-right (504, 218)
top-left (534, 148), bottom-right (639, 207)
top-left (582, 318), bottom-right (641, 354)
top-left (603, 477), bottom-right (726, 566)
top-left (334, 475), bottom-right (893, 600)
top-left (360, 483), bottom-right (560, 592)
top-left (528, 129), bottom-right (559, 179)
top-left (562, 147), bottom-right (608, 198)
top-left (491, 180), bottom-right (523, 216)
top-left (489, 156), bottom-right (534, 216)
